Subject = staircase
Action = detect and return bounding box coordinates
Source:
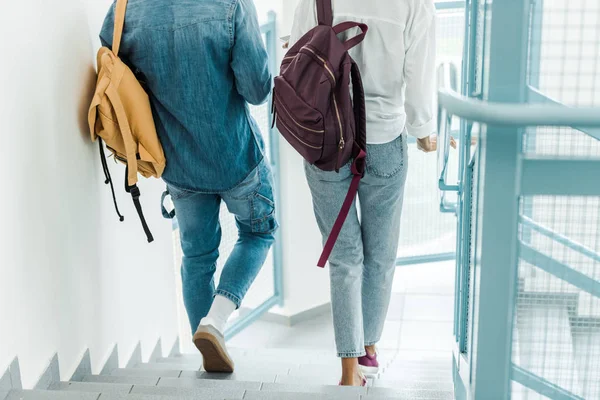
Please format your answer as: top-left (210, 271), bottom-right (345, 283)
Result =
top-left (3, 344), bottom-right (455, 400)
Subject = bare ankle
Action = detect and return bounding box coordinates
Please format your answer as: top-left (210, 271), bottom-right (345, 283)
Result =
top-left (340, 358), bottom-right (364, 386)
top-left (365, 345), bottom-right (376, 356)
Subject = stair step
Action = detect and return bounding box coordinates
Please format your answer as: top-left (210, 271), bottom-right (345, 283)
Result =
top-left (97, 394), bottom-right (207, 400)
top-left (175, 354), bottom-right (342, 366)
top-left (49, 382), bottom-right (132, 394)
top-left (259, 382), bottom-right (366, 397)
top-left (274, 374), bottom-right (363, 386)
top-left (129, 384), bottom-right (244, 399)
top-left (382, 367), bottom-right (452, 378)
top-left (112, 368), bottom-right (182, 378)
top-left (132, 363), bottom-right (199, 371)
top-left (243, 390), bottom-right (350, 400)
top-left (178, 371), bottom-right (277, 382)
top-left (366, 387), bottom-right (455, 399)
top-left (135, 362), bottom-right (290, 376)
top-left (371, 379), bottom-right (454, 391)
top-left (156, 377), bottom-right (261, 391)
top-left (5, 389), bottom-right (100, 400)
top-left (364, 397), bottom-right (453, 400)
top-left (81, 374), bottom-right (159, 385)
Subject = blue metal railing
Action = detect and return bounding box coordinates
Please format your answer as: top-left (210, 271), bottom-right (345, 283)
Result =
top-left (441, 84), bottom-right (600, 400)
top-left (442, 1), bottom-right (600, 398)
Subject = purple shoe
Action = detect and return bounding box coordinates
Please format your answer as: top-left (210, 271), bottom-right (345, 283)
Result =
top-left (358, 351), bottom-right (379, 376)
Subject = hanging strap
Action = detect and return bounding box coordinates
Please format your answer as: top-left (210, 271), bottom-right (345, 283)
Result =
top-left (350, 61), bottom-right (368, 154)
top-left (317, 60), bottom-right (368, 268)
top-left (317, 0), bottom-right (333, 26)
top-left (99, 138), bottom-right (125, 222)
top-left (125, 166), bottom-right (154, 243)
top-left (161, 190), bottom-right (176, 219)
top-left (317, 150), bottom-right (367, 268)
top-left (112, 0), bottom-right (128, 56)
top-left (333, 22), bottom-right (369, 51)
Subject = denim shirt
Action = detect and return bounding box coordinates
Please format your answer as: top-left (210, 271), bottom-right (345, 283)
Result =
top-left (100, 0), bottom-right (272, 192)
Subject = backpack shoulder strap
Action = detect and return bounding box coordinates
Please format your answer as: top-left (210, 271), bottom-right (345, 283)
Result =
top-left (112, 0), bottom-right (128, 56)
top-left (351, 60), bottom-right (367, 156)
top-left (317, 0), bottom-right (333, 26)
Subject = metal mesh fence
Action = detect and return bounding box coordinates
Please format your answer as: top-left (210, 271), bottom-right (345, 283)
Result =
top-left (513, 195), bottom-right (600, 399)
top-left (525, 0), bottom-right (600, 158)
top-left (512, 2), bottom-right (600, 397)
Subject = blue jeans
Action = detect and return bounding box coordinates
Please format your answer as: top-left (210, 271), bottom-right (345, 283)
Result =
top-left (166, 159), bottom-right (278, 333)
top-left (305, 135), bottom-right (408, 358)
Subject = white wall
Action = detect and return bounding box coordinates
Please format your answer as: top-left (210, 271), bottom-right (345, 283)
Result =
top-left (0, 0), bottom-right (178, 388)
top-left (268, 0), bottom-right (333, 317)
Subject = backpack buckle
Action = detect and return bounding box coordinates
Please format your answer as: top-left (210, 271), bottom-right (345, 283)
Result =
top-left (128, 184), bottom-right (141, 199)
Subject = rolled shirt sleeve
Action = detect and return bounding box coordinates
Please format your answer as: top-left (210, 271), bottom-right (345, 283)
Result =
top-left (403, 3), bottom-right (437, 139)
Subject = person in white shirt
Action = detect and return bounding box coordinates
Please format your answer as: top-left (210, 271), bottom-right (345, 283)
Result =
top-left (290, 0), bottom-right (437, 386)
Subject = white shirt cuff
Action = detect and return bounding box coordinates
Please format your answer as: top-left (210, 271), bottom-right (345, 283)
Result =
top-left (406, 119), bottom-right (436, 139)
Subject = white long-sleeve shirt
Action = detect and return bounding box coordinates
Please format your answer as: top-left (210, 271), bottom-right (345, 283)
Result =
top-left (290, 0), bottom-right (437, 144)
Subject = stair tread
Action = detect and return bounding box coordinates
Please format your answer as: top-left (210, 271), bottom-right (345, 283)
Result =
top-left (112, 368), bottom-right (182, 378)
top-left (178, 371), bottom-right (278, 382)
top-left (156, 377), bottom-right (262, 391)
top-left (82, 375), bottom-right (159, 386)
top-left (243, 390), bottom-right (354, 400)
top-left (174, 354), bottom-right (343, 366)
top-left (135, 362), bottom-right (289, 376)
top-left (363, 397), bottom-right (453, 400)
top-left (260, 382), bottom-right (367, 396)
top-left (274, 374), bottom-right (361, 386)
top-left (5, 389), bottom-right (101, 400)
top-left (382, 367), bottom-right (452, 376)
top-left (132, 363), bottom-right (198, 371)
top-left (97, 394), bottom-right (206, 400)
top-left (129, 384), bottom-right (244, 398)
top-left (366, 387), bottom-right (455, 399)
top-left (49, 382), bottom-right (132, 394)
top-left (371, 380), bottom-right (454, 391)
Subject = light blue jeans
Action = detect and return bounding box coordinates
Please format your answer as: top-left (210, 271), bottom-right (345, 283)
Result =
top-left (166, 158), bottom-right (278, 333)
top-left (305, 135), bottom-right (408, 358)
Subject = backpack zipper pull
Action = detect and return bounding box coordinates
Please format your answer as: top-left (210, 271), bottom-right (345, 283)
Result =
top-left (336, 137), bottom-right (345, 172)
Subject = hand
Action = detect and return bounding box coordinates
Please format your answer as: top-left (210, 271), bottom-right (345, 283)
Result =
top-left (417, 135), bottom-right (457, 153)
top-left (283, 41), bottom-right (289, 49)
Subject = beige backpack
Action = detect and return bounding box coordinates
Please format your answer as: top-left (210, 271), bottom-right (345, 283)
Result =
top-left (88, 0), bottom-right (166, 243)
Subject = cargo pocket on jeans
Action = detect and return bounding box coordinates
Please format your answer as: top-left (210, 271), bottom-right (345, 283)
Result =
top-left (251, 192), bottom-right (277, 234)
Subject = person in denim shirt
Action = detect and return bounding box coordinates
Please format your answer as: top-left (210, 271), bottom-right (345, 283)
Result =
top-left (100, 0), bottom-right (277, 372)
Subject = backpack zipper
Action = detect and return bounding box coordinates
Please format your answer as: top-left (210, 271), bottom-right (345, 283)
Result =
top-left (302, 47), bottom-right (336, 83)
top-left (286, 46), bottom-right (345, 170)
top-left (277, 116), bottom-right (323, 150)
top-left (274, 93), bottom-right (324, 134)
top-left (301, 47), bottom-right (345, 171)
top-left (332, 95), bottom-right (345, 171)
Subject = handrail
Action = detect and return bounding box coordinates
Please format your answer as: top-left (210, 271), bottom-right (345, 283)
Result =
top-left (438, 88), bottom-right (600, 128)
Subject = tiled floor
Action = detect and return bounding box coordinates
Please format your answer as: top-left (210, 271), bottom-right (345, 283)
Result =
top-left (228, 261), bottom-right (456, 359)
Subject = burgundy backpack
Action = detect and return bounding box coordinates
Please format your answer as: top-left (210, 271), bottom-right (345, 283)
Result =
top-left (272, 0), bottom-right (368, 267)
